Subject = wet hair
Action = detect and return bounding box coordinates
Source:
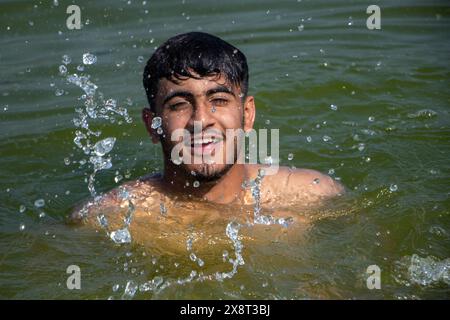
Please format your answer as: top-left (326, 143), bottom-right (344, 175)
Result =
top-left (143, 32), bottom-right (248, 112)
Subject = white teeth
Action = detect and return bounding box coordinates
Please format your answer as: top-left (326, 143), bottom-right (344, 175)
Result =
top-left (192, 137), bottom-right (219, 144)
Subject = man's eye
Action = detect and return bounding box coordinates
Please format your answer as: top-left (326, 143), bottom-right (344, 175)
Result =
top-left (211, 98), bottom-right (228, 106)
top-left (169, 102), bottom-right (189, 110)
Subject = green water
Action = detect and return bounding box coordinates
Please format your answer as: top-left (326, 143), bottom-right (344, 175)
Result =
top-left (1, 0), bottom-right (449, 299)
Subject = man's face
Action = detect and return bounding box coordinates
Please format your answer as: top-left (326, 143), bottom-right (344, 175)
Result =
top-left (143, 73), bottom-right (255, 181)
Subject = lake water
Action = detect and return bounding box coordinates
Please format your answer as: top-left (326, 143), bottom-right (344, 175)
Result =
top-left (0, 0), bottom-right (449, 299)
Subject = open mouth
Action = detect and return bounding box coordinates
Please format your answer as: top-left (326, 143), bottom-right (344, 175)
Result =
top-left (189, 136), bottom-right (223, 155)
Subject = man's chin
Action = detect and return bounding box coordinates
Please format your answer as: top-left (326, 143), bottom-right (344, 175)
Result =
top-left (185, 163), bottom-right (233, 182)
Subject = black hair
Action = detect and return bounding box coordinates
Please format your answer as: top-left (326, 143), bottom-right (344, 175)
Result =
top-left (143, 32), bottom-right (248, 112)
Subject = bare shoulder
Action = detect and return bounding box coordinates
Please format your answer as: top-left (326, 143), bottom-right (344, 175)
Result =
top-left (246, 164), bottom-right (344, 203)
top-left (278, 166), bottom-right (345, 197)
top-left (68, 177), bottom-right (160, 224)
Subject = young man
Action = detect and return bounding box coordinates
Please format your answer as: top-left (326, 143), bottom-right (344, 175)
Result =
top-left (71, 32), bottom-right (344, 248)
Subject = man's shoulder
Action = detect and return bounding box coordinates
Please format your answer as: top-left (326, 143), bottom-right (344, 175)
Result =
top-left (69, 175), bottom-right (162, 223)
top-left (246, 164), bottom-right (345, 198)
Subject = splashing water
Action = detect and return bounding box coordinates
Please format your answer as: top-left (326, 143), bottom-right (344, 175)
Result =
top-left (63, 55), bottom-right (137, 247)
top-left (110, 228), bottom-right (131, 244)
top-left (396, 254), bottom-right (450, 287)
top-left (62, 55), bottom-right (132, 198)
top-left (82, 52), bottom-right (97, 65)
top-left (244, 169), bottom-right (294, 227)
top-left (121, 280), bottom-right (138, 300)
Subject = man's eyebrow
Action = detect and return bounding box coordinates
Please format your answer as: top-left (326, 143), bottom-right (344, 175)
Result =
top-left (162, 85), bottom-right (236, 105)
top-left (162, 90), bottom-right (194, 105)
top-left (206, 85), bottom-right (236, 97)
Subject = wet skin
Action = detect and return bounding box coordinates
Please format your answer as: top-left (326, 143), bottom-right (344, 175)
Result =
top-left (71, 73), bottom-right (345, 253)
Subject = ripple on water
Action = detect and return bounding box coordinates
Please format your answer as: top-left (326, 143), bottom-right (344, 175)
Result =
top-left (407, 109), bottom-right (438, 119)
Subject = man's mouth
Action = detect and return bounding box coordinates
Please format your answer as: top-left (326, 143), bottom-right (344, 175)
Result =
top-left (189, 136), bottom-right (223, 155)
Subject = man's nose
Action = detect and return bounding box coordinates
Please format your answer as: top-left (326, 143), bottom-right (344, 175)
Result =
top-left (189, 99), bottom-right (215, 130)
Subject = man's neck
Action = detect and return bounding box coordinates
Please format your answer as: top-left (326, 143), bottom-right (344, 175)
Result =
top-left (161, 162), bottom-right (248, 204)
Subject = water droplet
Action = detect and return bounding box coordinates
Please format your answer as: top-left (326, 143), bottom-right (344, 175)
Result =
top-left (287, 153), bottom-right (294, 161)
top-left (151, 116), bottom-right (162, 129)
top-left (122, 280), bottom-right (137, 299)
top-left (185, 236), bottom-right (193, 251)
top-left (112, 284), bottom-right (120, 292)
top-left (38, 212), bottom-right (46, 218)
top-left (137, 56), bottom-right (144, 63)
top-left (389, 184), bottom-right (398, 192)
top-left (110, 227), bottom-right (131, 244)
top-left (322, 135), bottom-right (331, 142)
top-left (19, 223), bottom-right (25, 231)
top-left (193, 181), bottom-right (200, 188)
top-left (62, 54), bottom-right (71, 65)
top-left (114, 174), bottom-right (123, 183)
top-left (368, 116), bottom-right (375, 122)
top-left (357, 143), bottom-right (365, 151)
top-left (19, 205), bottom-right (26, 213)
top-left (34, 199), bottom-right (45, 208)
top-left (347, 16), bottom-right (353, 26)
top-left (313, 178), bottom-right (320, 184)
top-left (82, 53), bottom-right (97, 65)
top-left (159, 202), bottom-right (167, 216)
top-left (97, 214), bottom-right (108, 228)
top-left (297, 24), bottom-right (304, 31)
top-left (64, 157), bottom-right (71, 165)
top-left (93, 137), bottom-right (116, 156)
top-left (156, 127), bottom-right (163, 135)
top-left (222, 250), bottom-right (229, 261)
top-left (306, 136), bottom-right (312, 143)
top-left (328, 168), bottom-right (335, 175)
top-left (330, 104), bottom-right (338, 111)
top-left (58, 65), bottom-right (67, 75)
top-left (76, 65), bottom-right (85, 72)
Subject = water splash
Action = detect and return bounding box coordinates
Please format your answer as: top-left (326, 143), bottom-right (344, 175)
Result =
top-left (110, 228), bottom-right (131, 244)
top-left (214, 221), bottom-right (245, 281)
top-left (121, 280), bottom-right (138, 300)
top-left (82, 52), bottom-right (97, 65)
top-left (107, 191), bottom-right (136, 244)
top-left (395, 254), bottom-right (450, 287)
top-left (243, 169), bottom-right (294, 228)
top-left (62, 55), bottom-right (132, 197)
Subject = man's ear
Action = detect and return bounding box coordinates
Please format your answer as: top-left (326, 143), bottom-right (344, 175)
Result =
top-left (142, 107), bottom-right (160, 144)
top-left (243, 96), bottom-right (256, 132)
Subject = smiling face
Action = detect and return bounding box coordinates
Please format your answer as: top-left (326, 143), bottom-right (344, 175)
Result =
top-left (143, 73), bottom-right (255, 182)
